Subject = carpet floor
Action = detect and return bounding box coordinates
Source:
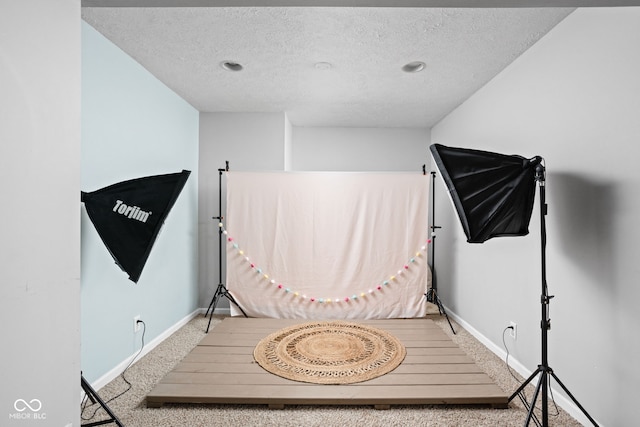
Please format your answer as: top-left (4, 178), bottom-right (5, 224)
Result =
top-left (81, 313), bottom-right (583, 426)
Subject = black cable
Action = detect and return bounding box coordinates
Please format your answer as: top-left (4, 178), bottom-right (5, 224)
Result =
top-left (502, 326), bottom-right (522, 383)
top-left (503, 326), bottom-right (540, 426)
top-left (81, 320), bottom-right (147, 421)
top-left (502, 325), bottom-right (560, 422)
top-left (547, 376), bottom-right (561, 418)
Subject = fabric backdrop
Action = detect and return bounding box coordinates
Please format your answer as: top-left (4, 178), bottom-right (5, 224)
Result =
top-left (225, 171), bottom-right (430, 319)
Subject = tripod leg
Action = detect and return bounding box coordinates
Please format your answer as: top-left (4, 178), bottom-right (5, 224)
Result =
top-left (435, 298), bottom-right (456, 335)
top-left (205, 283), bottom-right (225, 318)
top-left (510, 367), bottom-right (543, 402)
top-left (81, 375), bottom-right (124, 427)
top-left (206, 284), bottom-right (248, 333)
top-left (224, 288), bottom-right (248, 318)
top-left (205, 314), bottom-right (215, 334)
top-left (205, 287), bottom-right (223, 333)
top-left (508, 367), bottom-right (545, 427)
top-left (549, 371), bottom-right (600, 427)
top-left (524, 371), bottom-right (545, 427)
top-left (204, 293), bottom-right (216, 317)
top-left (426, 290), bottom-right (456, 335)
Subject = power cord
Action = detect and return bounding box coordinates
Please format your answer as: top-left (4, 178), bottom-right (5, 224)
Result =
top-left (502, 325), bottom-right (560, 423)
top-left (81, 319), bottom-right (147, 421)
top-left (502, 326), bottom-right (521, 383)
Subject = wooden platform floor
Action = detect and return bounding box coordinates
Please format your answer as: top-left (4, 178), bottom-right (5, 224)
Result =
top-left (146, 317), bottom-right (509, 409)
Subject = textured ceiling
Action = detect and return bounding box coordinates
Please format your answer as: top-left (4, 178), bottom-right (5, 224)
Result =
top-left (82, 7), bottom-right (575, 128)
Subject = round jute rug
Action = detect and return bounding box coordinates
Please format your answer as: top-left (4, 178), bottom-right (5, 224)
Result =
top-left (253, 321), bottom-right (406, 385)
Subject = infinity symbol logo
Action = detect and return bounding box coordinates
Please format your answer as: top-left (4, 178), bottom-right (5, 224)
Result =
top-left (14, 399), bottom-right (42, 412)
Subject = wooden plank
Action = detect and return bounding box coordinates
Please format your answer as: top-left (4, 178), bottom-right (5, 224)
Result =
top-left (181, 352), bottom-right (474, 365)
top-left (171, 361), bottom-right (268, 374)
top-left (171, 361), bottom-right (485, 375)
top-left (190, 346), bottom-right (251, 355)
top-left (146, 318), bottom-right (509, 408)
top-left (407, 347), bottom-right (466, 356)
top-left (207, 320), bottom-right (448, 333)
top-left (199, 333), bottom-right (453, 347)
top-left (209, 319), bottom-right (442, 337)
top-left (147, 383), bottom-right (508, 406)
top-left (191, 345), bottom-right (466, 356)
top-left (213, 317), bottom-right (441, 329)
top-left (157, 372), bottom-right (497, 386)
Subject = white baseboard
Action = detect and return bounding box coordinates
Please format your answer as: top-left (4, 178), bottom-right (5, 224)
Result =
top-left (206, 306), bottom-right (231, 316)
top-left (444, 307), bottom-right (601, 427)
top-left (89, 306), bottom-right (235, 392)
top-left (89, 308), bottom-right (202, 392)
top-left (444, 309), bottom-right (530, 377)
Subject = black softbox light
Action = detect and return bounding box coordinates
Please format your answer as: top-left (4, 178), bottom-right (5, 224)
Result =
top-left (429, 144), bottom-right (600, 427)
top-left (429, 143), bottom-right (539, 243)
top-left (81, 170), bottom-right (190, 283)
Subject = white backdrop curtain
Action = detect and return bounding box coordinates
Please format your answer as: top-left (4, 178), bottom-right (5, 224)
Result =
top-left (225, 171), bottom-right (430, 319)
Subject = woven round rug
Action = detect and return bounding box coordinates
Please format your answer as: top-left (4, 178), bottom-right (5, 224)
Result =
top-left (253, 321), bottom-right (406, 385)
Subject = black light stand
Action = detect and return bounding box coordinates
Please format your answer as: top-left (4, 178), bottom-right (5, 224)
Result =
top-left (80, 374), bottom-right (124, 427)
top-left (205, 161), bottom-right (247, 333)
top-left (424, 166), bottom-right (455, 334)
top-left (508, 162), bottom-right (598, 427)
top-left (429, 144), bottom-right (600, 427)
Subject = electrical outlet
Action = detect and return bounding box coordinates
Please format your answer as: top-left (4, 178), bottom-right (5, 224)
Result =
top-left (509, 321), bottom-right (517, 340)
top-left (133, 315), bottom-right (141, 333)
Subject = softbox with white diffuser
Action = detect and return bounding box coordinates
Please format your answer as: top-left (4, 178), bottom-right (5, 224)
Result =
top-left (81, 170), bottom-right (190, 283)
top-left (429, 143), bottom-right (538, 243)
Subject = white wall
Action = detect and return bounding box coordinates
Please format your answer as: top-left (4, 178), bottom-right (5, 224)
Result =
top-left (81, 22), bottom-right (200, 384)
top-left (0, 1), bottom-right (81, 425)
top-left (284, 114), bottom-right (293, 171)
top-left (198, 113), bottom-right (287, 308)
top-left (431, 7), bottom-right (640, 426)
top-left (293, 127), bottom-right (430, 171)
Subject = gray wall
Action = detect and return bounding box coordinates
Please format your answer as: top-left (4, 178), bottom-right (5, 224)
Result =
top-left (0, 1), bottom-right (81, 425)
top-left (431, 7), bottom-right (640, 426)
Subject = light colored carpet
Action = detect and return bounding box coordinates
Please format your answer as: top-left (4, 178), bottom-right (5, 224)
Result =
top-left (82, 312), bottom-right (583, 426)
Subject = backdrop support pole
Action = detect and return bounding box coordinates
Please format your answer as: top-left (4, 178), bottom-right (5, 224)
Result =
top-left (508, 164), bottom-right (598, 427)
top-left (205, 161), bottom-right (247, 332)
top-left (424, 167), bottom-right (455, 334)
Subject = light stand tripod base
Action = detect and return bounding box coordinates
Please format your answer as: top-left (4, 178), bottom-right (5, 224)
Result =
top-left (205, 283), bottom-right (247, 333)
top-left (507, 165), bottom-right (598, 427)
top-left (508, 365), bottom-right (600, 427)
top-left (425, 288), bottom-right (455, 334)
top-left (81, 374), bottom-right (124, 427)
